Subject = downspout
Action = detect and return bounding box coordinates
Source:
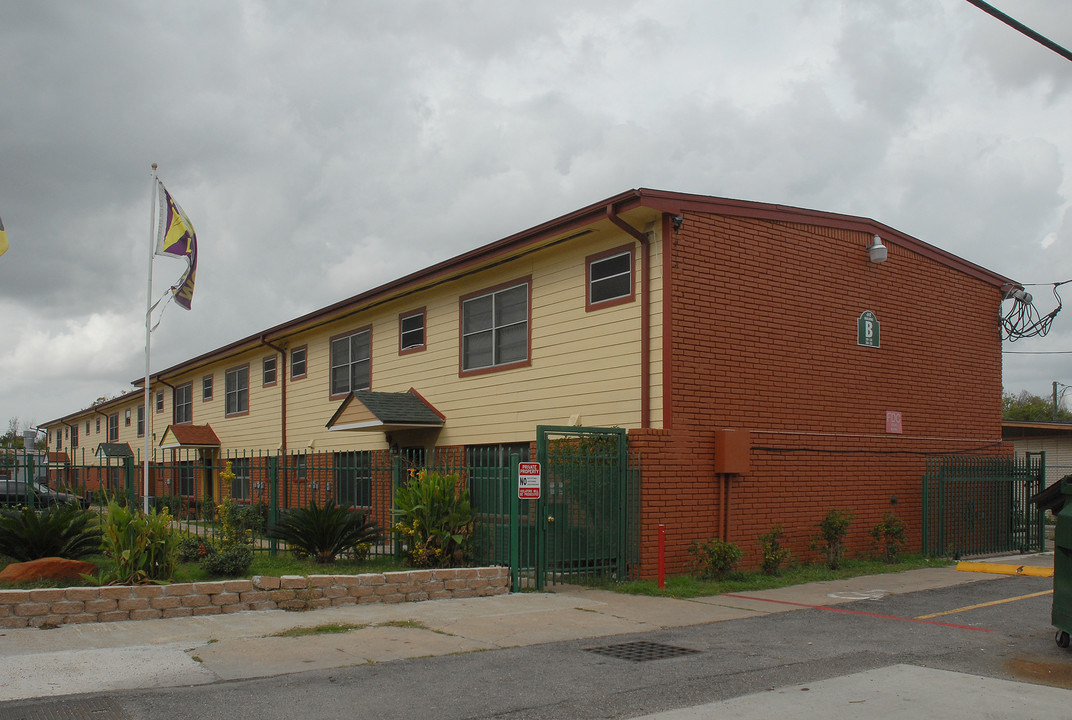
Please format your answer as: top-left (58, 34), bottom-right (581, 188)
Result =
top-left (605, 205), bottom-right (651, 428)
top-left (262, 336), bottom-right (288, 454)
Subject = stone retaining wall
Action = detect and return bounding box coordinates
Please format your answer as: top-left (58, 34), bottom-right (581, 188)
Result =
top-left (0, 566), bottom-right (510, 629)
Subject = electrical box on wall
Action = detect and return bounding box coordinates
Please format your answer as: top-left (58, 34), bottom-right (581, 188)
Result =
top-left (713, 428), bottom-right (750, 475)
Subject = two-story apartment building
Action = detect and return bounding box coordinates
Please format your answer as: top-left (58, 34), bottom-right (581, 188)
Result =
top-left (44, 188), bottom-right (1017, 575)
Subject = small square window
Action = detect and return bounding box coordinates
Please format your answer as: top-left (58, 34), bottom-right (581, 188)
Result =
top-left (587, 245), bottom-right (634, 310)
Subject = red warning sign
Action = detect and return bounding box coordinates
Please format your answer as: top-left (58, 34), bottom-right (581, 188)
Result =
top-left (518, 461), bottom-right (542, 499)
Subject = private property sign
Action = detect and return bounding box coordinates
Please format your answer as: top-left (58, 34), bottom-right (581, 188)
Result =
top-left (518, 461), bottom-right (542, 499)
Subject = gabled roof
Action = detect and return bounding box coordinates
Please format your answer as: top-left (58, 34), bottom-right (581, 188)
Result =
top-left (95, 443), bottom-right (134, 459)
top-left (327, 390), bottom-right (445, 433)
top-left (159, 424), bottom-right (221, 449)
top-left (137, 188), bottom-right (1020, 383)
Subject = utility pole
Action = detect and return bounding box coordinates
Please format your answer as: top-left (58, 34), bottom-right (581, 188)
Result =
top-left (1055, 381), bottom-right (1060, 421)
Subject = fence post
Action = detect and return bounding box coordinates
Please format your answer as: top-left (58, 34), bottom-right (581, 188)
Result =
top-left (124, 456), bottom-right (136, 508)
top-left (268, 454), bottom-right (279, 556)
top-left (392, 454), bottom-right (403, 559)
top-left (509, 452), bottom-right (521, 592)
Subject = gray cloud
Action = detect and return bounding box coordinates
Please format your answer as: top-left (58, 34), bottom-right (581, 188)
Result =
top-left (2, 0), bottom-right (1071, 427)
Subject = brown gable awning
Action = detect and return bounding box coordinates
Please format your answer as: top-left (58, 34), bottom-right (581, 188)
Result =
top-left (159, 424), bottom-right (221, 449)
top-left (326, 389), bottom-right (445, 433)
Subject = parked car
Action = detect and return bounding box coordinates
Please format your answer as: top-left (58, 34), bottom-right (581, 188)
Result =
top-left (0, 478), bottom-right (88, 509)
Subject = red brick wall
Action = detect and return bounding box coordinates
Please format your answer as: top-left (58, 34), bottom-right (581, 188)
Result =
top-left (636, 213), bottom-right (1009, 577)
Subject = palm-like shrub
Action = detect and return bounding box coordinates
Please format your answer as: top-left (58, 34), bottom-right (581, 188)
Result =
top-left (268, 500), bottom-right (381, 563)
top-left (0, 504), bottom-right (101, 562)
top-left (98, 501), bottom-right (179, 584)
top-left (393, 470), bottom-right (474, 568)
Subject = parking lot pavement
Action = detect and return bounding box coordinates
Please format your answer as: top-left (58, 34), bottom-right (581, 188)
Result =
top-left (0, 552), bottom-right (1065, 713)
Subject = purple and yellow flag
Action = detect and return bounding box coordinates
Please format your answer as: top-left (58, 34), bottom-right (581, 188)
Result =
top-left (0, 215), bottom-right (8, 257)
top-left (155, 182), bottom-right (197, 310)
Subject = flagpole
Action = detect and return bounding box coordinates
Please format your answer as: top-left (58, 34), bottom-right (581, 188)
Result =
top-left (144, 163), bottom-right (158, 513)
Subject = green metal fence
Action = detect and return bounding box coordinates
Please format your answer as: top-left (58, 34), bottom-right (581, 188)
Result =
top-left (922, 453), bottom-right (1045, 557)
top-left (5, 436), bottom-right (641, 589)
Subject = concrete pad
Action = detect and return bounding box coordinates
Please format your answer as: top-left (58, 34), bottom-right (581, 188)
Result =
top-left (0, 646), bottom-right (215, 701)
top-left (191, 625), bottom-right (494, 680)
top-left (635, 664), bottom-right (1072, 720)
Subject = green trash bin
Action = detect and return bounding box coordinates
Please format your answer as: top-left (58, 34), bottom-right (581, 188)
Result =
top-left (1053, 479), bottom-right (1072, 648)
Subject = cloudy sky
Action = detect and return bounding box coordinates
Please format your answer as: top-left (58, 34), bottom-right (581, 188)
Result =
top-left (1, 0), bottom-right (1071, 433)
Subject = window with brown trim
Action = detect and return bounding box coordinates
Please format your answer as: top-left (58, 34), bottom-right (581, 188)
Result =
top-left (203, 375), bottom-right (213, 401)
top-left (291, 346), bottom-right (307, 379)
top-left (330, 328), bottom-right (371, 396)
top-left (460, 279), bottom-right (530, 374)
top-left (225, 365), bottom-right (250, 416)
top-left (174, 383), bottom-right (193, 424)
top-left (399, 309), bottom-right (426, 354)
top-left (263, 356), bottom-right (277, 387)
top-left (586, 244), bottom-right (634, 310)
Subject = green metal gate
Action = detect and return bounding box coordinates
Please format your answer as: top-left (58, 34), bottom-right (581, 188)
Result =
top-left (532, 426), bottom-right (639, 589)
top-left (922, 453), bottom-right (1045, 557)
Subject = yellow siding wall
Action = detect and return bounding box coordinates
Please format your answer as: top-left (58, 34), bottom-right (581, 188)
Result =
top-left (48, 220), bottom-right (665, 458)
top-left (201, 221), bottom-right (664, 453)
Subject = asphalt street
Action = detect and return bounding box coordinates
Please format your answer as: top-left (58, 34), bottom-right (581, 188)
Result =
top-left (1, 560), bottom-right (1069, 720)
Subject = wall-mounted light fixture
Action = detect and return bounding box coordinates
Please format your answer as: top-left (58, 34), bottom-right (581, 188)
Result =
top-left (867, 235), bottom-right (887, 264)
top-left (671, 215), bottom-right (684, 232)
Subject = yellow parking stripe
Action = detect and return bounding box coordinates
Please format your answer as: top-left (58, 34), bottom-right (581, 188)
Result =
top-left (915, 590), bottom-right (1053, 620)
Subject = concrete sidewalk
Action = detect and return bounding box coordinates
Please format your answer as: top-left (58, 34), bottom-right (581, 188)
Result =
top-left (0, 553), bottom-right (1059, 707)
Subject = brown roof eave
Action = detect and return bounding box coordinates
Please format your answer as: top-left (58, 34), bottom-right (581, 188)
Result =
top-left (633, 188), bottom-right (1018, 290)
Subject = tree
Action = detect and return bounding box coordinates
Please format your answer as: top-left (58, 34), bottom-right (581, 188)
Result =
top-left (1003, 390), bottom-right (1072, 422)
top-left (1, 417), bottom-right (19, 449)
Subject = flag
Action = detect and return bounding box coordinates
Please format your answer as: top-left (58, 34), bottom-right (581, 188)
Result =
top-left (155, 181), bottom-right (197, 310)
top-left (0, 215), bottom-right (8, 257)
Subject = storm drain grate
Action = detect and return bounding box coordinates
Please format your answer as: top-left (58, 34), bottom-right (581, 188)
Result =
top-left (584, 640), bottom-right (701, 662)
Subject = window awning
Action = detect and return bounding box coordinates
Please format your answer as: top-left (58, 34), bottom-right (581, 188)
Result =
top-left (159, 424), bottom-right (221, 449)
top-left (95, 442), bottom-right (134, 460)
top-left (326, 390), bottom-right (445, 433)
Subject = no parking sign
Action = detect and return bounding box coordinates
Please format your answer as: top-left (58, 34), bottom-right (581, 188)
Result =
top-left (518, 461), bottom-right (542, 499)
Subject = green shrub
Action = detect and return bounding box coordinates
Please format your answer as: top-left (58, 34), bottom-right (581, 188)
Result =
top-left (0, 504), bottom-right (101, 561)
top-left (689, 538), bottom-right (742, 580)
top-left (869, 511), bottom-right (906, 563)
top-left (98, 501), bottom-right (178, 584)
top-left (176, 532), bottom-right (216, 563)
top-left (268, 500), bottom-right (381, 564)
top-left (813, 508), bottom-right (853, 570)
top-left (758, 525), bottom-right (791, 576)
top-left (200, 543), bottom-right (254, 576)
top-left (393, 470), bottom-right (474, 568)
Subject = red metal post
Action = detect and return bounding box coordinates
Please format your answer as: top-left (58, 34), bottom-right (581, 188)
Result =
top-left (658, 523), bottom-right (666, 589)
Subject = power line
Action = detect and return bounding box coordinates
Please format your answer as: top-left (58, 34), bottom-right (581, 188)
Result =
top-left (964, 0), bottom-right (1072, 63)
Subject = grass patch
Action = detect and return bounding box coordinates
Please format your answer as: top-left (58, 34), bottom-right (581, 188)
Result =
top-left (599, 555), bottom-right (952, 599)
top-left (274, 623), bottom-right (368, 637)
